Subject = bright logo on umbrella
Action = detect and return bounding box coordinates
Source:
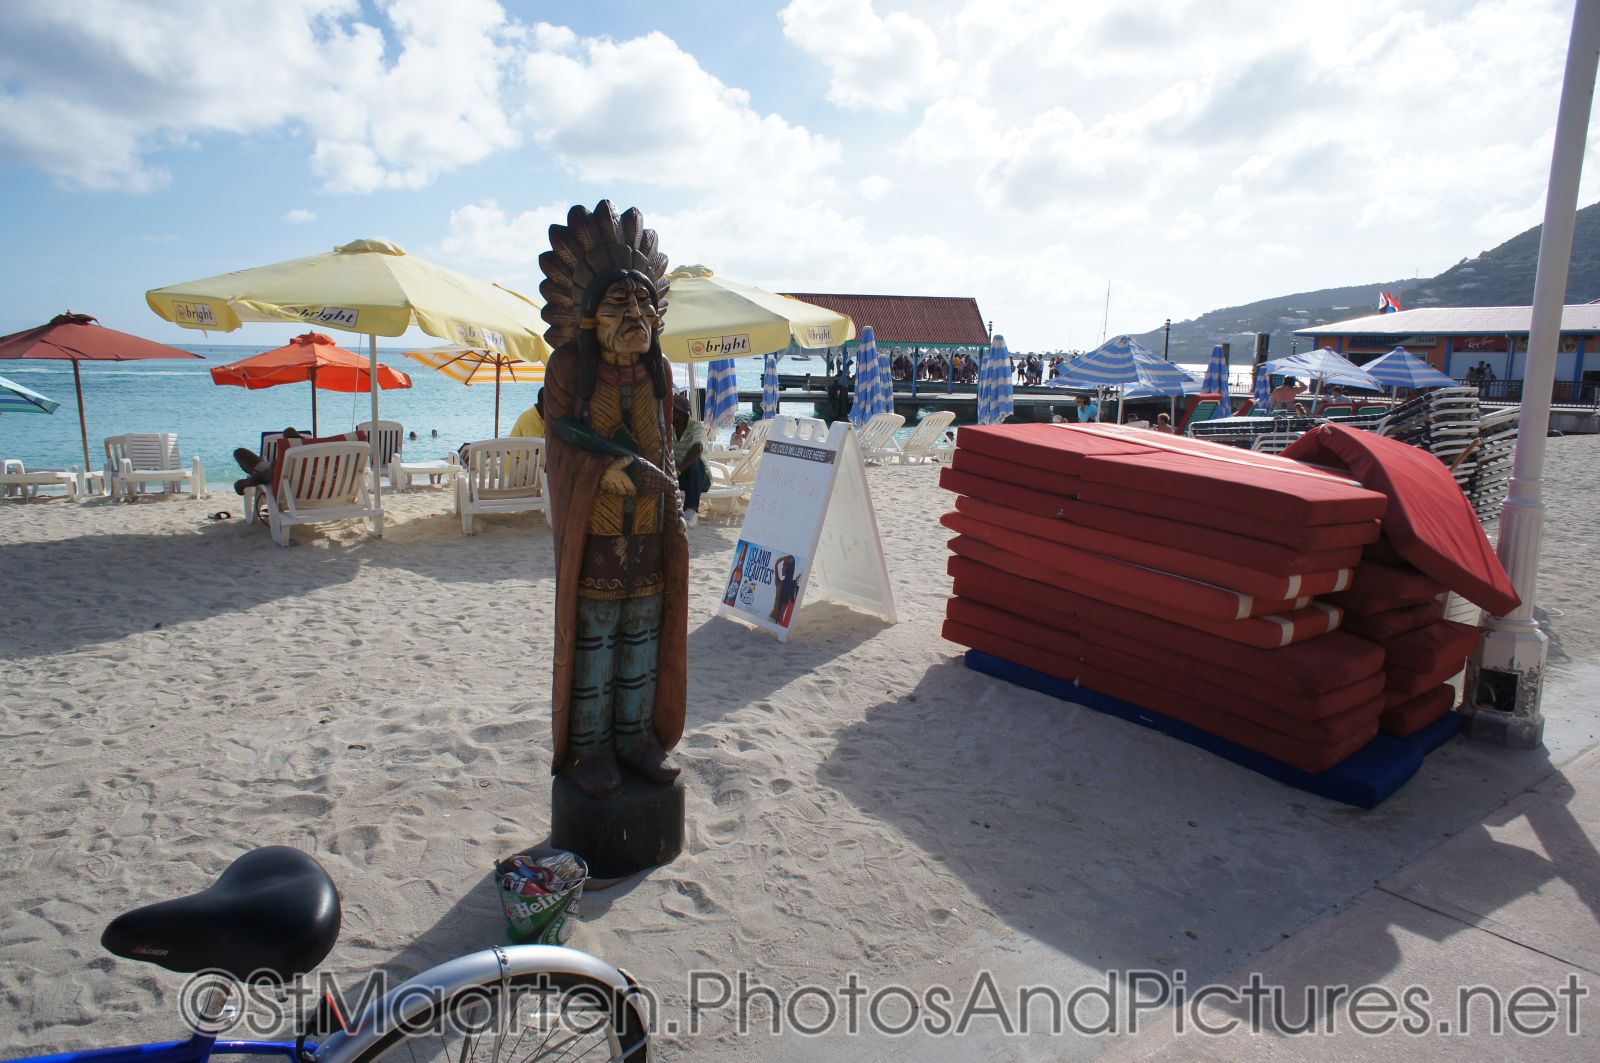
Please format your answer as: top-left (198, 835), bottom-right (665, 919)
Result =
top-left (689, 335), bottom-right (752, 357)
top-left (291, 306), bottom-right (361, 327)
top-left (173, 302), bottom-right (217, 326)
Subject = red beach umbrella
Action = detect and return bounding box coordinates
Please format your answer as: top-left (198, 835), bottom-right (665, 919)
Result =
top-left (0, 311), bottom-right (202, 470)
top-left (210, 332), bottom-right (412, 436)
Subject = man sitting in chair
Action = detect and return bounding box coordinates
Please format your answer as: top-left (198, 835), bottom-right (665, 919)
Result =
top-left (671, 392), bottom-right (710, 527)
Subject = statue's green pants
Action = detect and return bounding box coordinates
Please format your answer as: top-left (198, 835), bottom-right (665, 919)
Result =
top-left (569, 593), bottom-right (664, 755)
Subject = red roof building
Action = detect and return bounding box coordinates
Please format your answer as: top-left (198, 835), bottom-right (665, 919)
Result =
top-left (784, 293), bottom-right (989, 347)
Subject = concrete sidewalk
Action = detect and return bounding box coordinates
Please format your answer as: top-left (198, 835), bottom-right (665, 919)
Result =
top-left (1108, 681), bottom-right (1600, 1061)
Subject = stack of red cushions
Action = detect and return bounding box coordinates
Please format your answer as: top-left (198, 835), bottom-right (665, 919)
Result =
top-left (1283, 426), bottom-right (1518, 737)
top-left (939, 424), bottom-right (1395, 773)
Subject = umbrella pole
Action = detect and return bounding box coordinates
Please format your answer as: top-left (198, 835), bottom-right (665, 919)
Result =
top-left (310, 369), bottom-right (319, 437)
top-left (369, 333), bottom-right (383, 533)
top-left (72, 359), bottom-right (90, 471)
top-left (494, 361), bottom-right (502, 437)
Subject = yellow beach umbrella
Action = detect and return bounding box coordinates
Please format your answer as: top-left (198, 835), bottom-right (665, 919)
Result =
top-left (146, 239), bottom-right (550, 533)
top-left (404, 344), bottom-right (546, 437)
top-left (660, 265), bottom-right (855, 363)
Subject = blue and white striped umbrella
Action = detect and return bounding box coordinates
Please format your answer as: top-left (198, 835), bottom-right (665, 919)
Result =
top-left (1253, 367), bottom-right (1273, 409)
top-left (1047, 335), bottom-right (1196, 393)
top-left (703, 357), bottom-right (740, 428)
top-left (0, 373), bottom-right (60, 415)
top-left (1122, 365), bottom-right (1201, 400)
top-left (976, 335), bottom-right (1015, 425)
top-left (1262, 348), bottom-right (1383, 392)
top-left (1199, 344), bottom-right (1232, 419)
top-left (850, 325), bottom-right (892, 427)
top-left (1362, 347), bottom-right (1456, 389)
top-left (762, 352), bottom-right (780, 420)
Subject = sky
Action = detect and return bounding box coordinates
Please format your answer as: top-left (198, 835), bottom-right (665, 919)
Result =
top-left (2, 0), bottom-right (1596, 354)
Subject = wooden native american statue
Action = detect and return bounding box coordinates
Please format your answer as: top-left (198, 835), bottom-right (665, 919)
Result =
top-left (539, 201), bottom-right (688, 799)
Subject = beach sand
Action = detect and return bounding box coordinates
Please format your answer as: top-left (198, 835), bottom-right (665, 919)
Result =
top-left (2, 437), bottom-right (1598, 1060)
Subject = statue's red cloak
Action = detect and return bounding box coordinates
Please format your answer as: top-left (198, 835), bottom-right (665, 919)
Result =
top-left (543, 343), bottom-right (689, 773)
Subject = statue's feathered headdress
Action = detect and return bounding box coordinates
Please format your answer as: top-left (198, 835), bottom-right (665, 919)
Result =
top-left (538, 200), bottom-right (670, 351)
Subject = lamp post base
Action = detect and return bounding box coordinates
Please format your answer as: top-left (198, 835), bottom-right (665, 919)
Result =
top-left (1459, 616), bottom-right (1547, 750)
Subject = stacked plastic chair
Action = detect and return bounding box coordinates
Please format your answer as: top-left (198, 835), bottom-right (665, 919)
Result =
top-left (1378, 387), bottom-right (1482, 489)
top-left (1465, 406), bottom-right (1519, 524)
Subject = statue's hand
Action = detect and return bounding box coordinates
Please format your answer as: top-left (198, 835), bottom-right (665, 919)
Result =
top-left (600, 457), bottom-right (636, 496)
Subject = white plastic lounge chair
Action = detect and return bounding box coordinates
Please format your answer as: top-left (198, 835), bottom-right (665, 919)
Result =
top-left (896, 411), bottom-right (956, 464)
top-left (455, 438), bottom-right (549, 536)
top-left (854, 412), bottom-right (906, 464)
top-left (263, 440), bottom-right (379, 547)
top-left (104, 434), bottom-right (206, 501)
top-left (0, 460), bottom-right (98, 501)
top-left (1250, 431), bottom-right (1304, 454)
top-left (701, 423), bottom-right (773, 517)
top-left (356, 419), bottom-right (404, 469)
top-left (356, 419), bottom-right (460, 491)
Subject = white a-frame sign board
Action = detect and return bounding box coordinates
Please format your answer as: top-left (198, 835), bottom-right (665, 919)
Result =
top-left (716, 415), bottom-right (896, 641)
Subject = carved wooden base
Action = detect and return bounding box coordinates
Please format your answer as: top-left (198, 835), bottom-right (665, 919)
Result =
top-left (551, 771), bottom-right (685, 880)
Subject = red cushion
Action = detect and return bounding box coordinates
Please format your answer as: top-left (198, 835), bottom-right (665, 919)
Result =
top-left (1378, 619), bottom-right (1479, 698)
top-left (947, 539), bottom-right (1344, 650)
top-left (1076, 481), bottom-right (1382, 551)
top-left (1341, 599), bottom-right (1446, 640)
top-left (951, 448), bottom-right (1082, 496)
top-left (1326, 586), bottom-right (1443, 616)
top-left (1350, 560), bottom-right (1444, 601)
top-left (1362, 536), bottom-right (1409, 565)
top-left (942, 620), bottom-right (1379, 774)
top-left (948, 595), bottom-right (1383, 720)
top-left (957, 423), bottom-right (1388, 528)
top-left (940, 467), bottom-right (1363, 575)
top-left (950, 556), bottom-right (1383, 695)
top-left (1380, 684), bottom-right (1455, 736)
top-left (1281, 423), bottom-right (1519, 615)
top-left (943, 510), bottom-right (1311, 620)
top-left (953, 495), bottom-right (1352, 600)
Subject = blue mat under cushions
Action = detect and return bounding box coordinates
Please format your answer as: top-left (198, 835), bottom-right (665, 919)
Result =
top-left (963, 650), bottom-right (1434, 808)
top-left (1393, 709), bottom-right (1465, 756)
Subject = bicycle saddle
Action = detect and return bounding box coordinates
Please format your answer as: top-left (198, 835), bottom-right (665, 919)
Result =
top-left (101, 846), bottom-right (341, 983)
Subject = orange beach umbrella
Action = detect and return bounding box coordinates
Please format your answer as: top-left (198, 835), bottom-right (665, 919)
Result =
top-left (211, 332), bottom-right (412, 436)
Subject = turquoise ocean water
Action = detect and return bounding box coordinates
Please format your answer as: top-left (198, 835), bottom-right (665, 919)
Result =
top-left (0, 346), bottom-right (783, 480)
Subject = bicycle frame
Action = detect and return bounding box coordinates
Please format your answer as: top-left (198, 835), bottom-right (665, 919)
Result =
top-left (15, 1033), bottom-right (307, 1063)
top-left (12, 946), bottom-right (642, 1063)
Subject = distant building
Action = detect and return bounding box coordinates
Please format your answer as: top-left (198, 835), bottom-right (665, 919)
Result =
top-left (1295, 306), bottom-right (1600, 394)
top-left (783, 293), bottom-right (990, 352)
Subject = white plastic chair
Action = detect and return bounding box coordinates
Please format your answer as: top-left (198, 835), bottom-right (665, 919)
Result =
top-left (0, 460), bottom-right (96, 501)
top-left (896, 411), bottom-right (956, 464)
top-left (262, 441), bottom-right (379, 547)
top-left (104, 434), bottom-right (206, 500)
top-left (853, 412), bottom-right (907, 463)
top-left (701, 421), bottom-right (773, 517)
top-left (455, 438), bottom-right (549, 536)
top-left (1250, 431), bottom-right (1304, 454)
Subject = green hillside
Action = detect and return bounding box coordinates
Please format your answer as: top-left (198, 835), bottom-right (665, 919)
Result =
top-left (1130, 201), bottom-right (1600, 363)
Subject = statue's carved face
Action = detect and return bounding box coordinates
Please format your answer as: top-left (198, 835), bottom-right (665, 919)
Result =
top-left (593, 277), bottom-right (660, 360)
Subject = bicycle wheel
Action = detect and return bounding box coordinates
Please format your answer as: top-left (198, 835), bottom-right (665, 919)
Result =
top-left (340, 971), bottom-right (647, 1063)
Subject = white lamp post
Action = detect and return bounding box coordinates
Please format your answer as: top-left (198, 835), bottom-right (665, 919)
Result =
top-left (1461, 0), bottom-right (1600, 746)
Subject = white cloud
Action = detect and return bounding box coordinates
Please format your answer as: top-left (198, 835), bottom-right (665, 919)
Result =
top-left (780, 0), bottom-right (957, 112)
top-left (517, 30), bottom-right (839, 196)
top-left (857, 175), bottom-right (892, 201)
top-left (284, 209), bottom-right (318, 223)
top-left (0, 0), bottom-right (518, 194)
